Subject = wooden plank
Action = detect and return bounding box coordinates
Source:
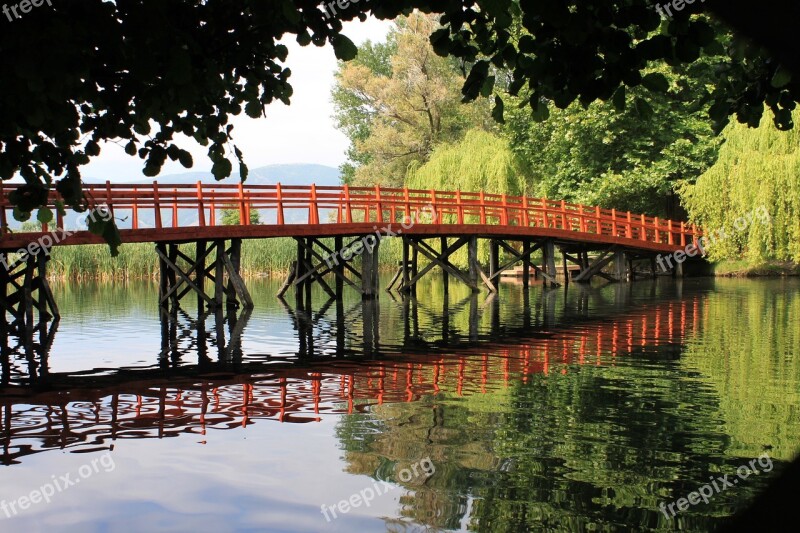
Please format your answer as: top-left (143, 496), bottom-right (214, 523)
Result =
top-left (221, 251), bottom-right (254, 308)
top-left (573, 248), bottom-right (616, 282)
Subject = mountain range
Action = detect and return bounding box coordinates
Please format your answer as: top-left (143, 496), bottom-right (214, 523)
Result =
top-left (84, 163), bottom-right (341, 187)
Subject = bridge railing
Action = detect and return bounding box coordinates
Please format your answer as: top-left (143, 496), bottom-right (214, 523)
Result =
top-left (0, 181), bottom-right (701, 248)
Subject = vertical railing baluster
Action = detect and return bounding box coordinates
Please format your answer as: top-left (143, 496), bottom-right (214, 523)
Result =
top-left (595, 205), bottom-right (602, 234)
top-left (106, 180), bottom-right (114, 219)
top-left (626, 211), bottom-right (632, 238)
top-left (345, 184), bottom-right (353, 223)
top-left (541, 197), bottom-right (548, 228)
top-left (238, 182), bottom-right (247, 226)
top-left (276, 183), bottom-right (285, 225)
top-left (640, 214), bottom-right (647, 241)
top-left (310, 183), bottom-right (319, 224)
top-left (196, 181), bottom-right (205, 227)
top-left (153, 181), bottom-right (162, 229)
top-left (522, 195), bottom-right (530, 227)
top-left (611, 208), bottom-right (617, 236)
top-left (132, 187), bottom-right (139, 230)
top-left (172, 188), bottom-right (178, 228)
top-left (654, 216), bottom-right (661, 243)
top-left (375, 184), bottom-right (383, 223)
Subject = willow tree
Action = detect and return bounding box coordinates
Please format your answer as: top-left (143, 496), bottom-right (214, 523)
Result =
top-left (679, 108), bottom-right (800, 264)
top-left (406, 129), bottom-right (529, 195)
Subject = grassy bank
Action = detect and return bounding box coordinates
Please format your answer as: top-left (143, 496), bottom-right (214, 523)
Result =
top-left (713, 260), bottom-right (800, 277)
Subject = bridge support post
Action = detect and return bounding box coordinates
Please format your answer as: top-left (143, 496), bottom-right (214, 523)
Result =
top-left (614, 250), bottom-right (628, 282)
top-left (543, 240), bottom-right (559, 288)
top-left (489, 240), bottom-right (500, 291)
top-left (362, 236), bottom-right (379, 298)
top-left (294, 239), bottom-right (307, 308)
top-left (0, 252), bottom-right (59, 328)
top-left (522, 241), bottom-right (531, 290)
top-left (401, 237), bottom-right (410, 293)
top-left (196, 240), bottom-right (208, 314)
top-left (673, 259), bottom-right (684, 278)
top-left (334, 236), bottom-right (344, 299)
top-left (156, 240), bottom-right (253, 311)
top-left (468, 237), bottom-right (480, 293)
top-left (411, 244), bottom-right (418, 295)
top-left (441, 237), bottom-right (449, 294)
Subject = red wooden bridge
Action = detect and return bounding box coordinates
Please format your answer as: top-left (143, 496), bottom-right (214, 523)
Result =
top-left (0, 182), bottom-right (703, 323)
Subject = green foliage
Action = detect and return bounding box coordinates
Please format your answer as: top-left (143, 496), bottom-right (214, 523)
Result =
top-left (220, 206), bottom-right (261, 226)
top-left (406, 129), bottom-right (529, 196)
top-left (332, 35), bottom-right (397, 184)
top-left (679, 107), bottom-right (800, 264)
top-left (333, 13), bottom-right (491, 187)
top-left (505, 63), bottom-right (722, 216)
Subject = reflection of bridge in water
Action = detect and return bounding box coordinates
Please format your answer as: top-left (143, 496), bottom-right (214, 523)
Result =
top-left (0, 283), bottom-right (703, 465)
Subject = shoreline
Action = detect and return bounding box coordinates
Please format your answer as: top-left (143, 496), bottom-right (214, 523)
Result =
top-left (712, 260), bottom-right (800, 278)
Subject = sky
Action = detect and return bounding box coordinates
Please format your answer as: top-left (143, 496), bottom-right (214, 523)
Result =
top-left (82, 18), bottom-right (393, 181)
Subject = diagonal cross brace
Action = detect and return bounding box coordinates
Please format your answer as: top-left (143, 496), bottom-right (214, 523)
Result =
top-left (573, 247), bottom-right (618, 282)
top-left (403, 237), bottom-right (477, 290)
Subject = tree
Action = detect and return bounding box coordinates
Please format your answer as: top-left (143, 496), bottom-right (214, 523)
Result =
top-left (504, 62), bottom-right (722, 217)
top-left (332, 34), bottom-right (398, 184)
top-left (3, 0), bottom-right (800, 247)
top-left (679, 107), bottom-right (800, 264)
top-left (220, 206), bottom-right (261, 226)
top-left (334, 13), bottom-right (490, 187)
top-left (406, 129), bottom-right (529, 196)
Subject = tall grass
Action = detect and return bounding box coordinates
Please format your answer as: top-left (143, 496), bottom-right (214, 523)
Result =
top-left (44, 237), bottom-right (408, 280)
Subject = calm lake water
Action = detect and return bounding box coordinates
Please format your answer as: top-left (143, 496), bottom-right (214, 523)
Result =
top-left (1, 276), bottom-right (799, 532)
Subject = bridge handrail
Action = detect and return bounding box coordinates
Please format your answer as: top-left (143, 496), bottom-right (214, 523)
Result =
top-left (0, 181), bottom-right (701, 248)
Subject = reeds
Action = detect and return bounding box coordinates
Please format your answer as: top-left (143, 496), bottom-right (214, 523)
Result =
top-left (44, 237), bottom-right (404, 280)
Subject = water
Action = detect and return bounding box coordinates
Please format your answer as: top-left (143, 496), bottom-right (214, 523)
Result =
top-left (1, 276), bottom-right (799, 532)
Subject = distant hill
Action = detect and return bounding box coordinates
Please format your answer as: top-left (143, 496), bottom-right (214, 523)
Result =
top-left (84, 163), bottom-right (341, 187)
